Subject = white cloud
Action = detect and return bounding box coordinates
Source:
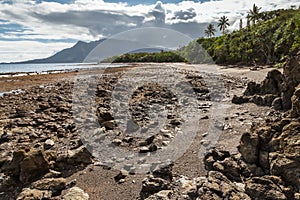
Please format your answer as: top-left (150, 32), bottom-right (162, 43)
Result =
top-left (0, 0), bottom-right (300, 62)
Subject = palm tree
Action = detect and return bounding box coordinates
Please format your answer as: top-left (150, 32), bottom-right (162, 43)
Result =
top-left (248, 4), bottom-right (261, 24)
top-left (218, 16), bottom-right (230, 35)
top-left (204, 24), bottom-right (216, 38)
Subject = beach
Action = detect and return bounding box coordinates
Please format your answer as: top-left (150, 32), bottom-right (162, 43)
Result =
top-left (0, 63), bottom-right (283, 199)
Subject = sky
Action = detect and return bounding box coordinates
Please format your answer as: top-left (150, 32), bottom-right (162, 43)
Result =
top-left (0, 0), bottom-right (299, 62)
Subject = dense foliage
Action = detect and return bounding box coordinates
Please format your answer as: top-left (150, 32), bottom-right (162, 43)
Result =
top-left (179, 8), bottom-right (300, 66)
top-left (107, 51), bottom-right (187, 63)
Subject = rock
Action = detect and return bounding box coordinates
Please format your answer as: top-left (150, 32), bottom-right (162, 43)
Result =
top-left (0, 132), bottom-right (9, 144)
top-left (3, 148), bottom-right (50, 183)
top-left (17, 188), bottom-right (52, 200)
top-left (197, 171), bottom-right (251, 200)
top-left (141, 176), bottom-right (170, 196)
top-left (112, 139), bottom-right (122, 146)
top-left (178, 176), bottom-right (197, 198)
top-left (139, 146), bottom-right (150, 153)
top-left (63, 187), bottom-right (89, 200)
top-left (238, 132), bottom-right (259, 164)
top-left (245, 176), bottom-right (288, 200)
top-left (272, 97), bottom-right (283, 110)
top-left (244, 81), bottom-right (261, 96)
top-left (44, 139), bottom-right (55, 149)
top-left (31, 178), bottom-right (66, 194)
top-left (114, 169), bottom-right (129, 182)
top-left (145, 190), bottom-right (172, 200)
top-left (203, 149), bottom-right (242, 182)
top-left (269, 154), bottom-right (300, 190)
top-left (2, 149), bottom-right (26, 178)
top-left (152, 163), bottom-right (173, 181)
top-left (98, 109), bottom-right (114, 122)
top-left (232, 95), bottom-right (250, 104)
top-left (67, 146), bottom-right (93, 165)
top-left (260, 70), bottom-right (282, 95)
top-left (204, 148), bottom-right (230, 171)
top-left (212, 157), bottom-right (242, 182)
top-left (101, 120), bottom-right (115, 130)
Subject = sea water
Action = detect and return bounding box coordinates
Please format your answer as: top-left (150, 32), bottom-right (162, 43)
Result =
top-left (0, 63), bottom-right (124, 74)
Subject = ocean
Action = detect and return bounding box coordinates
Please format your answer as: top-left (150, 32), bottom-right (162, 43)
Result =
top-left (0, 63), bottom-right (124, 74)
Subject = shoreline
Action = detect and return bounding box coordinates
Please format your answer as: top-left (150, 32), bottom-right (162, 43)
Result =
top-left (0, 63), bottom-right (278, 93)
top-left (0, 64), bottom-right (137, 93)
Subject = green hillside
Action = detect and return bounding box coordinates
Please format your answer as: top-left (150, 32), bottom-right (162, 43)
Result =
top-left (105, 51), bottom-right (187, 63)
top-left (179, 8), bottom-right (300, 66)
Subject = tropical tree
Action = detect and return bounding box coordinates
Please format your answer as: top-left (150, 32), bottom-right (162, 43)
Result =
top-left (248, 4), bottom-right (262, 24)
top-left (218, 16), bottom-right (230, 35)
top-left (204, 24), bottom-right (216, 38)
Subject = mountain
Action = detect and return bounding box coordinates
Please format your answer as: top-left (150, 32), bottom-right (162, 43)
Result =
top-left (178, 8), bottom-right (300, 66)
top-left (17, 40), bottom-right (163, 64)
top-left (19, 39), bottom-right (106, 64)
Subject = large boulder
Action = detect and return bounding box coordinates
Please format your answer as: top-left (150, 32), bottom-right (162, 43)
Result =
top-left (245, 176), bottom-right (290, 200)
top-left (2, 148), bottom-right (50, 183)
top-left (244, 69), bottom-right (282, 96)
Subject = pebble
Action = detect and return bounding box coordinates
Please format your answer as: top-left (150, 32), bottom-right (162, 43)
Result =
top-left (44, 139), bottom-right (55, 149)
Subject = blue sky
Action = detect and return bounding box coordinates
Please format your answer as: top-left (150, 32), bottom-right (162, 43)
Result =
top-left (0, 0), bottom-right (299, 62)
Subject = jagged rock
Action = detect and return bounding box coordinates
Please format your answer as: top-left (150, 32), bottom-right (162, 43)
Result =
top-left (212, 157), bottom-right (242, 182)
top-left (232, 95), bottom-right (250, 104)
top-left (67, 146), bottom-right (93, 165)
top-left (260, 69), bottom-right (282, 95)
top-left (16, 188), bottom-right (52, 200)
top-left (203, 148), bottom-right (242, 181)
top-left (3, 148), bottom-right (50, 183)
top-left (152, 163), bottom-right (173, 181)
top-left (245, 176), bottom-right (289, 200)
top-left (235, 69), bottom-right (283, 107)
top-left (238, 132), bottom-right (260, 164)
top-left (31, 178), bottom-right (66, 194)
top-left (141, 176), bottom-right (170, 197)
top-left (250, 94), bottom-right (277, 107)
top-left (98, 108), bottom-right (114, 122)
top-left (269, 155), bottom-right (300, 190)
top-left (63, 187), bottom-right (89, 200)
top-left (272, 97), bottom-right (283, 110)
top-left (244, 81), bottom-right (260, 96)
top-left (197, 171), bottom-right (250, 200)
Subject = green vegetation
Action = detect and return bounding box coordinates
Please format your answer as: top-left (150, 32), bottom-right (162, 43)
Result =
top-left (105, 51), bottom-right (187, 63)
top-left (104, 7), bottom-right (299, 66)
top-left (179, 8), bottom-right (300, 65)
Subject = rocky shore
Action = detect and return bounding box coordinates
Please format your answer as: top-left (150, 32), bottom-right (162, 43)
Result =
top-left (0, 60), bottom-right (298, 199)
